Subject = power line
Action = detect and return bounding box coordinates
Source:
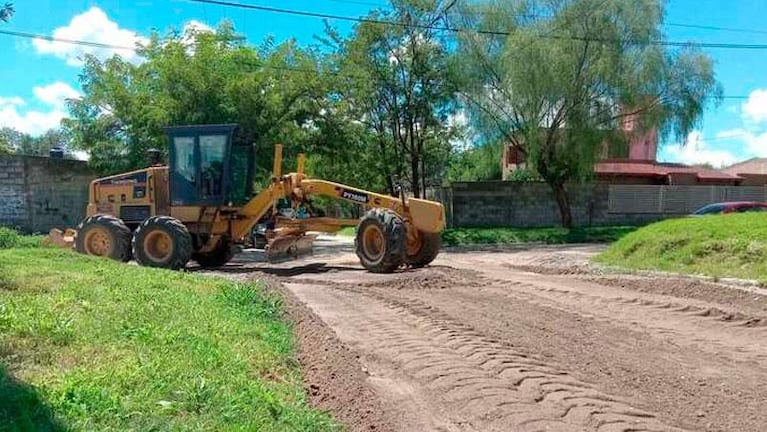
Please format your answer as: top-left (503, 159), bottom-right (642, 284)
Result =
top-left (0, 26), bottom-right (758, 101)
top-left (0, 28), bottom-right (137, 50)
top-left (185, 0), bottom-right (767, 50)
top-left (320, 0), bottom-right (767, 35)
top-left (666, 22), bottom-right (767, 36)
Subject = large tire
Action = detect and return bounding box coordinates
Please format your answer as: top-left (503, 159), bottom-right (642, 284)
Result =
top-left (74, 214), bottom-right (132, 262)
top-left (192, 238), bottom-right (236, 268)
top-left (132, 216), bottom-right (193, 270)
top-left (406, 231), bottom-right (441, 268)
top-left (355, 209), bottom-right (406, 273)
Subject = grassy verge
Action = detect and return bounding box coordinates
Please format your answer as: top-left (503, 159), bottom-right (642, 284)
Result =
top-left (595, 213), bottom-right (767, 282)
top-left (441, 226), bottom-right (636, 246)
top-left (0, 247), bottom-right (337, 431)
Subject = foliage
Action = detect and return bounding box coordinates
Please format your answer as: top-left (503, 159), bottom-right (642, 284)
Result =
top-left (65, 22), bottom-right (327, 178)
top-left (0, 248), bottom-right (339, 431)
top-left (453, 0), bottom-right (721, 226)
top-left (0, 128), bottom-right (74, 157)
top-left (320, 0), bottom-right (463, 197)
top-left (447, 142), bottom-right (503, 182)
top-left (441, 225), bottom-right (636, 246)
top-left (0, 227), bottom-right (41, 249)
top-left (595, 213), bottom-right (767, 282)
top-left (0, 2), bottom-right (13, 22)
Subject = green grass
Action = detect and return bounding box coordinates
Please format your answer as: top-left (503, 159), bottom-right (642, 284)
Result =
top-left (0, 248), bottom-right (338, 432)
top-left (0, 227), bottom-right (42, 249)
top-left (595, 213), bottom-right (767, 282)
top-left (338, 225), bottom-right (635, 245)
top-left (440, 226), bottom-right (637, 246)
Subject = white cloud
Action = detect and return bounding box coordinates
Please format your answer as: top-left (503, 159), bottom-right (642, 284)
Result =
top-left (0, 82), bottom-right (80, 136)
top-left (33, 7), bottom-right (148, 66)
top-left (33, 82), bottom-right (80, 109)
top-left (0, 97), bottom-right (25, 106)
top-left (664, 131), bottom-right (738, 167)
top-left (743, 89), bottom-right (767, 124)
top-left (716, 129), bottom-right (767, 158)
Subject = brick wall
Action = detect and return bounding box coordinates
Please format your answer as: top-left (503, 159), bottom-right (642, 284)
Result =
top-left (0, 155), bottom-right (95, 233)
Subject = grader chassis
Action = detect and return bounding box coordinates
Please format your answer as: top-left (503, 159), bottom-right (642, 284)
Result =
top-left (60, 124), bottom-right (445, 272)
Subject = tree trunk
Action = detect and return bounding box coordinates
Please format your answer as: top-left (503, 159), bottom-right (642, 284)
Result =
top-left (551, 182), bottom-right (573, 228)
top-left (410, 154), bottom-right (421, 198)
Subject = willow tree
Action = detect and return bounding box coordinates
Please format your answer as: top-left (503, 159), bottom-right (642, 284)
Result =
top-left (453, 0), bottom-right (721, 227)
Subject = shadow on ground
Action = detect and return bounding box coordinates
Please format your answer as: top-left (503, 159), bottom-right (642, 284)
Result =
top-left (0, 364), bottom-right (66, 432)
top-left (193, 262), bottom-right (364, 277)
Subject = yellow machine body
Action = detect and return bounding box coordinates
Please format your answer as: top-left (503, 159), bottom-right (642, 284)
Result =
top-left (58, 124), bottom-right (446, 272)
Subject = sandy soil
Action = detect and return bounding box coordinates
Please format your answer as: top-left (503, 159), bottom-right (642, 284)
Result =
top-left (206, 239), bottom-right (767, 432)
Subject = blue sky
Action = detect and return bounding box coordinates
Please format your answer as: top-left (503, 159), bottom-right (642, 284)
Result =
top-left (2, 0), bottom-right (767, 166)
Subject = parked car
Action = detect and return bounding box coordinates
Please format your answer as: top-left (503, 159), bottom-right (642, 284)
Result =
top-left (691, 201), bottom-right (767, 216)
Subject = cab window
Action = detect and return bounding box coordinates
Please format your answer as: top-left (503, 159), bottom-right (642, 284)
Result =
top-left (199, 135), bottom-right (227, 198)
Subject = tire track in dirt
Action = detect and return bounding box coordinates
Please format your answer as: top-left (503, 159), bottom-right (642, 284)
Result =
top-left (464, 273), bottom-right (767, 366)
top-left (286, 277), bottom-right (691, 432)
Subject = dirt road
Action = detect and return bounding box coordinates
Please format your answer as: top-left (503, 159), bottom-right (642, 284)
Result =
top-left (208, 239), bottom-right (767, 432)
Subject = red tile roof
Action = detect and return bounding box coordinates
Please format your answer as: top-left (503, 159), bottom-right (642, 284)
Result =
top-left (593, 160), bottom-right (741, 181)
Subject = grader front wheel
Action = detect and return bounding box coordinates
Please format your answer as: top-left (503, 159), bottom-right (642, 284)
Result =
top-left (355, 209), bottom-right (406, 273)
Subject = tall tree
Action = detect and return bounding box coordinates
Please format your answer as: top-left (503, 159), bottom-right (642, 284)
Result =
top-left (64, 22), bottom-right (327, 178)
top-left (453, 0), bottom-right (721, 227)
top-left (322, 0), bottom-right (462, 198)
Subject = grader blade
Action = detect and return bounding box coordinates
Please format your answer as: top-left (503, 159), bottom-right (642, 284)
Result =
top-left (264, 234), bottom-right (317, 263)
top-left (42, 228), bottom-right (76, 248)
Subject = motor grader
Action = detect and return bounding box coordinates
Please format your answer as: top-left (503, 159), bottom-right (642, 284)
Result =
top-left (52, 123), bottom-right (445, 272)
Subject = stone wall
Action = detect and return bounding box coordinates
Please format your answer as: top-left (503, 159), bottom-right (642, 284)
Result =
top-left (0, 155), bottom-right (95, 233)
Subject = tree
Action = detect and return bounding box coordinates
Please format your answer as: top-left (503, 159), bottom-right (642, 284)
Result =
top-left (447, 142), bottom-right (503, 182)
top-left (453, 0), bottom-right (721, 227)
top-left (0, 3), bottom-right (13, 22)
top-left (0, 127), bottom-right (73, 156)
top-left (64, 22), bottom-right (327, 177)
top-left (322, 0), bottom-right (462, 198)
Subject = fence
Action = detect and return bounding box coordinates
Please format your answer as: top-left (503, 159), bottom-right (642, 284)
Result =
top-left (426, 182), bottom-right (767, 228)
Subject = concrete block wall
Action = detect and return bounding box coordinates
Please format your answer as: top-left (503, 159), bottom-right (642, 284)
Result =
top-left (0, 157), bottom-right (27, 229)
top-left (0, 155), bottom-right (95, 233)
top-left (444, 181), bottom-right (671, 228)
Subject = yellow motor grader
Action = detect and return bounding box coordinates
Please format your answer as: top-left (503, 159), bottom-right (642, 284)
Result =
top-left (50, 124), bottom-right (445, 272)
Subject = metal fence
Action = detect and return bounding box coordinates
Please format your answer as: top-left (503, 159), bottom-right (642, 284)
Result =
top-left (607, 185), bottom-right (767, 215)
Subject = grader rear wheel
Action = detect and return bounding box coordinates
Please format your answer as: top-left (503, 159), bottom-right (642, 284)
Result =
top-left (355, 209), bottom-right (406, 273)
top-left (132, 216), bottom-right (193, 270)
top-left (406, 231), bottom-right (441, 268)
top-left (74, 214), bottom-right (132, 262)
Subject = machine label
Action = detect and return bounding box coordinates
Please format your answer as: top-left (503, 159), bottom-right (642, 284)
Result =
top-left (340, 189), bottom-right (369, 204)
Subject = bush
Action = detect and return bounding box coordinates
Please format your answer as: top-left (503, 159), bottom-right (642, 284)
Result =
top-left (0, 227), bottom-right (41, 249)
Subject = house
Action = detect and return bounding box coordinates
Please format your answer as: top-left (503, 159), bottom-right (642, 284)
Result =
top-left (722, 158), bottom-right (767, 186)
top-left (501, 116), bottom-right (745, 186)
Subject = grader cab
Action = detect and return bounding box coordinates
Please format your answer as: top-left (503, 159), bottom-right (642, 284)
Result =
top-left (63, 123), bottom-right (445, 272)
